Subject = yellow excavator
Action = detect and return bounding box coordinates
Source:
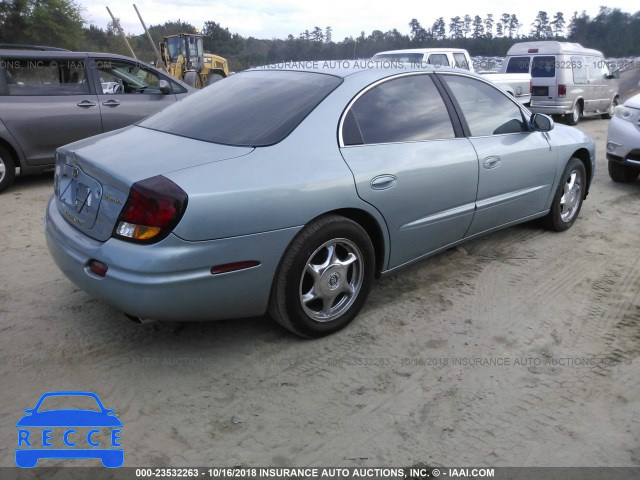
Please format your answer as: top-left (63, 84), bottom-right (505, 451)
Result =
top-left (159, 33), bottom-right (229, 89)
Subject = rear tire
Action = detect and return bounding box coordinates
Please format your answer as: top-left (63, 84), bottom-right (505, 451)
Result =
top-left (601, 96), bottom-right (618, 119)
top-left (608, 160), bottom-right (639, 183)
top-left (268, 215), bottom-right (375, 338)
top-left (543, 157), bottom-right (586, 232)
top-left (0, 145), bottom-right (16, 193)
top-left (564, 102), bottom-right (581, 125)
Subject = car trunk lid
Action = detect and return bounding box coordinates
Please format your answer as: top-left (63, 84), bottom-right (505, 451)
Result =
top-left (54, 126), bottom-right (254, 242)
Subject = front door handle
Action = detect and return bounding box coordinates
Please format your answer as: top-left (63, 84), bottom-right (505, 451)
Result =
top-left (76, 100), bottom-right (97, 108)
top-left (482, 156), bottom-right (502, 169)
top-left (370, 174), bottom-right (397, 190)
top-left (102, 100), bottom-right (121, 107)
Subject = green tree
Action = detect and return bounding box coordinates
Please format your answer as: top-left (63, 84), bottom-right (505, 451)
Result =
top-left (550, 12), bottom-right (566, 38)
top-left (531, 11), bottom-right (553, 39)
top-left (432, 17), bottom-right (446, 40)
top-left (472, 15), bottom-right (485, 39)
top-left (449, 16), bottom-right (463, 39)
top-left (0, 0), bottom-right (84, 49)
top-left (484, 14), bottom-right (494, 39)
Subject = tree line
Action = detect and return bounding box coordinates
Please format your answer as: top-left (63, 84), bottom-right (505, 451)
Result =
top-left (0, 1), bottom-right (638, 72)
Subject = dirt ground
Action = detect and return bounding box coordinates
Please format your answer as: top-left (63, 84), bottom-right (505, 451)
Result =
top-left (1, 95), bottom-right (640, 470)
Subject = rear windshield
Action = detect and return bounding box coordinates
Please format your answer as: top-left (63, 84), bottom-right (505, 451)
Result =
top-left (372, 53), bottom-right (424, 64)
top-left (506, 56), bottom-right (530, 74)
top-left (531, 56), bottom-right (556, 78)
top-left (140, 70), bottom-right (342, 147)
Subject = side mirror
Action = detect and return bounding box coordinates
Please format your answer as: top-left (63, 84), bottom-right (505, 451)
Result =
top-left (605, 70), bottom-right (620, 80)
top-left (158, 79), bottom-right (171, 95)
top-left (530, 113), bottom-right (554, 132)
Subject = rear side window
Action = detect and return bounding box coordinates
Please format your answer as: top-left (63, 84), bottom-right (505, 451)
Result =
top-left (140, 70), bottom-right (341, 147)
top-left (531, 56), bottom-right (555, 78)
top-left (342, 74), bottom-right (455, 146)
top-left (443, 75), bottom-right (527, 137)
top-left (427, 54), bottom-right (450, 67)
top-left (0, 58), bottom-right (89, 95)
top-left (506, 57), bottom-right (530, 74)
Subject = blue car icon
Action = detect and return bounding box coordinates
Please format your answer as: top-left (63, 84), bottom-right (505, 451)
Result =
top-left (16, 391), bottom-right (123, 468)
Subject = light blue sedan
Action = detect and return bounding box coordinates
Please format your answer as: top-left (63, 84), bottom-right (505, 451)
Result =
top-left (45, 64), bottom-right (595, 337)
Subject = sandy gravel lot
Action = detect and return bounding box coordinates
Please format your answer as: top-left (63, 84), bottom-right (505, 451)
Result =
top-left (1, 90), bottom-right (639, 472)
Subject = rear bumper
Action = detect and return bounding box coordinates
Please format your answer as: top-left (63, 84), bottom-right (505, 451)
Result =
top-left (45, 196), bottom-right (300, 321)
top-left (529, 100), bottom-right (573, 116)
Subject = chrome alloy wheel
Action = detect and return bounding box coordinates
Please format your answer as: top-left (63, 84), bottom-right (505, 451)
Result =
top-left (559, 169), bottom-right (582, 222)
top-left (0, 156), bottom-right (6, 183)
top-left (299, 238), bottom-right (364, 322)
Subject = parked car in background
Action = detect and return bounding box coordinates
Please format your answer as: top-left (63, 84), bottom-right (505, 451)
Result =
top-left (607, 93), bottom-right (640, 183)
top-left (372, 48), bottom-right (531, 105)
top-left (0, 46), bottom-right (195, 192)
top-left (45, 64), bottom-right (595, 338)
top-left (501, 41), bottom-right (619, 125)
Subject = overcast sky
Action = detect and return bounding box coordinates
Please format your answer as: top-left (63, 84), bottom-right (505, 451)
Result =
top-left (84, 1), bottom-right (639, 40)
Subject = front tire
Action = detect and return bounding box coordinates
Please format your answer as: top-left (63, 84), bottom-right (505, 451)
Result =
top-left (0, 145), bottom-right (16, 193)
top-left (608, 160), bottom-right (639, 183)
top-left (268, 215), bottom-right (375, 338)
top-left (543, 157), bottom-right (586, 231)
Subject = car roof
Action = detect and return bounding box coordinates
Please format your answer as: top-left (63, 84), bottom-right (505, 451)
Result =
top-left (374, 48), bottom-right (469, 55)
top-left (506, 41), bottom-right (603, 57)
top-left (248, 60), bottom-right (465, 79)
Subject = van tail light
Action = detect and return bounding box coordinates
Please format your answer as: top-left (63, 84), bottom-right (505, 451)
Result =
top-left (558, 85), bottom-right (566, 98)
top-left (530, 79), bottom-right (532, 95)
top-left (114, 176), bottom-right (188, 244)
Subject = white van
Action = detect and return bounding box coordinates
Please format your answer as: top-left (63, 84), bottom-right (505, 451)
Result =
top-left (501, 41), bottom-right (619, 125)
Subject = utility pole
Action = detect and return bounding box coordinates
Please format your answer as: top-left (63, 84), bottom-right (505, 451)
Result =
top-left (133, 4), bottom-right (165, 69)
top-left (105, 6), bottom-right (137, 59)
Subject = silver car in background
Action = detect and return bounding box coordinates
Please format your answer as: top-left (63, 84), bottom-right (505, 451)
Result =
top-left (45, 64), bottom-right (595, 337)
top-left (606, 93), bottom-right (640, 183)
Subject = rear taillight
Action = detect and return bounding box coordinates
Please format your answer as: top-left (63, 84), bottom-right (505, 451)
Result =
top-left (114, 176), bottom-right (188, 243)
top-left (558, 85), bottom-right (566, 97)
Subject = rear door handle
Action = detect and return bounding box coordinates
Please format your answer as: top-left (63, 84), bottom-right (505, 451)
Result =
top-left (102, 100), bottom-right (121, 107)
top-left (370, 174), bottom-right (397, 190)
top-left (482, 156), bottom-right (502, 169)
top-left (76, 100), bottom-right (97, 108)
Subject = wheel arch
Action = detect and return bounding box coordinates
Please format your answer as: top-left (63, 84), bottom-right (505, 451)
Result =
top-left (570, 148), bottom-right (592, 196)
top-left (0, 136), bottom-right (22, 168)
top-left (312, 208), bottom-right (387, 277)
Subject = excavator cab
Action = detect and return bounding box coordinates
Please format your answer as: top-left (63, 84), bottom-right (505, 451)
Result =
top-left (160, 34), bottom-right (228, 89)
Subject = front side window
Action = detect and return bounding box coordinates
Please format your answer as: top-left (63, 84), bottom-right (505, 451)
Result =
top-left (443, 75), bottom-right (527, 137)
top-left (95, 60), bottom-right (162, 94)
top-left (453, 53), bottom-right (470, 70)
top-left (342, 74), bottom-right (455, 146)
top-left (0, 58), bottom-right (89, 96)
